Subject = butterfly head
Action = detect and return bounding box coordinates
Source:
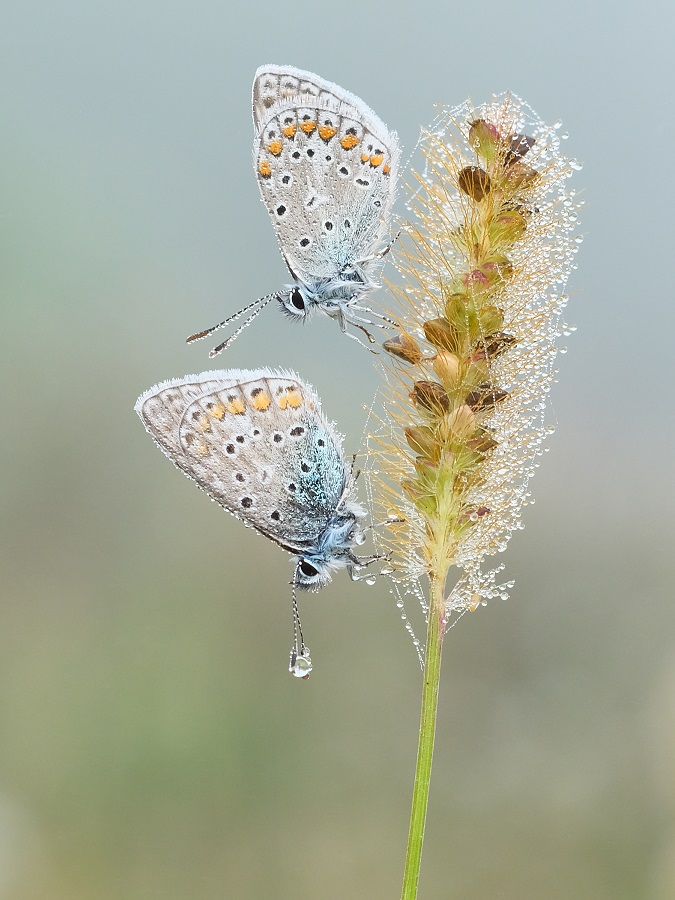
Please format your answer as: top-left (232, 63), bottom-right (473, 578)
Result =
top-left (278, 284), bottom-right (319, 320)
top-left (295, 557), bottom-right (331, 588)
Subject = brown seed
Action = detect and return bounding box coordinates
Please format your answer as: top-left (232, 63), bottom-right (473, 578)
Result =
top-left (505, 133), bottom-right (535, 165)
top-left (410, 380), bottom-right (450, 413)
top-left (473, 332), bottom-right (516, 361)
top-left (465, 383), bottom-right (509, 411)
top-left (502, 161), bottom-right (539, 191)
top-left (458, 166), bottom-right (491, 202)
top-left (467, 430), bottom-right (499, 453)
top-left (383, 331), bottom-right (423, 364)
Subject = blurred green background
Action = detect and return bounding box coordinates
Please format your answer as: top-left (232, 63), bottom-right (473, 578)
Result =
top-left (1, 1), bottom-right (674, 898)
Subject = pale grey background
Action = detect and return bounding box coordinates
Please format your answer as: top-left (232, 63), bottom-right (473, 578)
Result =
top-left (1, 1), bottom-right (674, 898)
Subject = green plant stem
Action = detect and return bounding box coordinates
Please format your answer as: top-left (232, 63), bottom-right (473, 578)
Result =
top-left (401, 569), bottom-right (447, 900)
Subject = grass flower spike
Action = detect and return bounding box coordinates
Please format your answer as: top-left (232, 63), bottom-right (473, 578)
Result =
top-left (370, 94), bottom-right (581, 898)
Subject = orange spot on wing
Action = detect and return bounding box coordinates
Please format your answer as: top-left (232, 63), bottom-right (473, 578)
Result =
top-left (361, 152), bottom-right (370, 163)
top-left (258, 160), bottom-right (271, 178)
top-left (196, 439), bottom-right (210, 457)
top-left (370, 153), bottom-right (384, 167)
top-left (267, 140), bottom-right (282, 156)
top-left (383, 163), bottom-right (391, 175)
top-left (286, 389), bottom-right (303, 409)
top-left (300, 120), bottom-right (317, 134)
top-left (341, 133), bottom-right (359, 150)
top-left (209, 403), bottom-right (226, 420)
top-left (277, 389), bottom-right (302, 410)
top-left (226, 398), bottom-right (246, 415)
top-left (282, 125), bottom-right (296, 138)
top-left (197, 414), bottom-right (212, 433)
top-left (251, 392), bottom-right (271, 411)
top-left (318, 124), bottom-right (336, 141)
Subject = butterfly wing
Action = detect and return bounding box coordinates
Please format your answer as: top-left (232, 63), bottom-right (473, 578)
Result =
top-left (252, 66), bottom-right (401, 285)
top-left (253, 65), bottom-right (389, 135)
top-left (135, 369), bottom-right (350, 552)
top-left (253, 65), bottom-right (347, 132)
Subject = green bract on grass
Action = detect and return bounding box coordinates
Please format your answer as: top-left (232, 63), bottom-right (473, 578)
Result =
top-left (367, 93), bottom-right (581, 899)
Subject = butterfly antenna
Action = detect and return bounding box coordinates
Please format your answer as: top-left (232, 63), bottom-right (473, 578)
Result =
top-left (289, 566), bottom-right (312, 679)
top-left (185, 292), bottom-right (278, 349)
top-left (207, 293), bottom-right (279, 357)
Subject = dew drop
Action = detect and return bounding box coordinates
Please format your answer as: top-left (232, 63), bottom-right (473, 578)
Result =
top-left (290, 652), bottom-right (312, 678)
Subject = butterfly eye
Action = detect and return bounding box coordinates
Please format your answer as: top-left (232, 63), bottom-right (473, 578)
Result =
top-left (299, 560), bottom-right (318, 578)
top-left (291, 288), bottom-right (305, 310)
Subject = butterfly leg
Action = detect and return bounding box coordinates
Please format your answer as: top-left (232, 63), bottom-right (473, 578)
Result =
top-left (336, 307), bottom-right (378, 352)
top-left (346, 552), bottom-right (393, 583)
top-left (362, 516), bottom-right (405, 533)
top-left (345, 307), bottom-right (397, 333)
top-left (377, 228), bottom-right (401, 259)
top-left (353, 229), bottom-right (401, 269)
top-left (349, 304), bottom-right (399, 328)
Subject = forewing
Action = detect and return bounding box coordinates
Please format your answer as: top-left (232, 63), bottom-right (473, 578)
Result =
top-left (135, 369), bottom-right (348, 551)
top-left (252, 69), bottom-right (400, 283)
top-left (253, 65), bottom-right (376, 132)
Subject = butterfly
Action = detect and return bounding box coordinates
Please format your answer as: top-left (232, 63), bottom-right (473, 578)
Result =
top-left (135, 367), bottom-right (377, 676)
top-left (187, 65), bottom-right (401, 356)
